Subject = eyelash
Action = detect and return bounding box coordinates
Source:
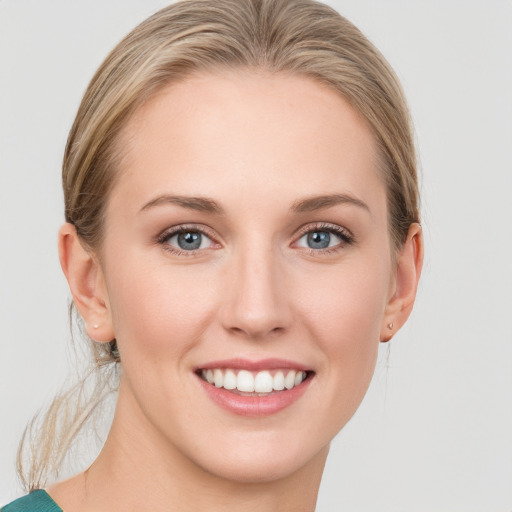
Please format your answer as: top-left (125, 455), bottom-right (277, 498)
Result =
top-left (157, 224), bottom-right (219, 256)
top-left (156, 222), bottom-right (354, 256)
top-left (294, 222), bottom-right (355, 254)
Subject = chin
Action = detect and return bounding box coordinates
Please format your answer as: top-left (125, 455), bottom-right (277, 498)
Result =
top-left (186, 432), bottom-right (330, 485)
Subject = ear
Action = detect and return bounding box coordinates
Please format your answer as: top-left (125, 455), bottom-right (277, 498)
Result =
top-left (381, 223), bottom-right (423, 342)
top-left (58, 223), bottom-right (115, 342)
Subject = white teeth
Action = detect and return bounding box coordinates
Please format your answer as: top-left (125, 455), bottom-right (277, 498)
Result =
top-left (237, 370), bottom-right (255, 392)
top-left (213, 368), bottom-right (223, 388)
top-left (223, 369), bottom-right (237, 390)
top-left (284, 370), bottom-right (296, 390)
top-left (254, 371), bottom-right (273, 393)
top-left (273, 371), bottom-right (285, 391)
top-left (201, 368), bottom-right (308, 393)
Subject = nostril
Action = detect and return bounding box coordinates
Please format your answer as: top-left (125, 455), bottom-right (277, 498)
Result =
top-left (219, 263), bottom-right (293, 338)
top-left (227, 324), bottom-right (286, 339)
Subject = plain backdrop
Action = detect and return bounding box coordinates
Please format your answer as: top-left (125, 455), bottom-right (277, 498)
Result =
top-left (1, 1), bottom-right (511, 510)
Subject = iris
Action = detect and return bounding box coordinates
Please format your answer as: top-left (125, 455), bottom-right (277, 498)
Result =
top-left (178, 231), bottom-right (202, 250)
top-left (307, 231), bottom-right (331, 249)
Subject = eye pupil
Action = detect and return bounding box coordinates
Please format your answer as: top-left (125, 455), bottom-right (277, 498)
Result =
top-left (178, 231), bottom-right (202, 250)
top-left (307, 231), bottom-right (330, 249)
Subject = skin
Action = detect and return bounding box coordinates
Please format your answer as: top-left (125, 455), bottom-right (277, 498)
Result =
top-left (52, 71), bottom-right (422, 512)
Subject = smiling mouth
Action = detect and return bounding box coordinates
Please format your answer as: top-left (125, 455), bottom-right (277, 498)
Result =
top-left (198, 368), bottom-right (312, 395)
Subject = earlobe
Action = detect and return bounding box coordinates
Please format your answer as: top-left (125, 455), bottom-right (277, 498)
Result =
top-left (58, 223), bottom-right (115, 342)
top-left (380, 223), bottom-right (423, 342)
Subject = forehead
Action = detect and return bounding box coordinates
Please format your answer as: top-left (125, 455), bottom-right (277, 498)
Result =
top-left (112, 70), bottom-right (385, 217)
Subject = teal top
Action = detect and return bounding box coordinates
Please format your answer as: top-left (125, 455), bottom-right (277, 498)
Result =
top-left (1, 490), bottom-right (62, 512)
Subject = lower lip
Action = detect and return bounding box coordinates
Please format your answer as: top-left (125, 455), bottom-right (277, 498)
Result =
top-left (197, 375), bottom-right (313, 417)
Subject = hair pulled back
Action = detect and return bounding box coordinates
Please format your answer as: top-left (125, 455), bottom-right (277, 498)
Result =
top-left (65, 0), bottom-right (418, 251)
top-left (20, 0), bottom-right (419, 491)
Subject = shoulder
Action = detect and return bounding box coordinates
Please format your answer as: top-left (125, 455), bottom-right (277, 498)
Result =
top-left (1, 490), bottom-right (62, 512)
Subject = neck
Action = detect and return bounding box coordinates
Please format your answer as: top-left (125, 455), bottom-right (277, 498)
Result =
top-left (51, 381), bottom-right (328, 512)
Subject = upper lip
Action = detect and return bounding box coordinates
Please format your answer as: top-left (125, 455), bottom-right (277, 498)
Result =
top-left (196, 358), bottom-right (311, 372)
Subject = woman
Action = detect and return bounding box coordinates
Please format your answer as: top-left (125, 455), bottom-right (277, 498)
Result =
top-left (2, 0), bottom-right (422, 510)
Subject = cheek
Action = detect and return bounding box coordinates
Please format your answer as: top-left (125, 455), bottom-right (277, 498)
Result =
top-left (300, 260), bottom-right (388, 340)
top-left (104, 256), bottom-right (219, 364)
top-left (296, 257), bottom-right (390, 406)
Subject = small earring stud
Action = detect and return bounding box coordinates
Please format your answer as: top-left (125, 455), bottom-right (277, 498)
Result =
top-left (387, 323), bottom-right (393, 330)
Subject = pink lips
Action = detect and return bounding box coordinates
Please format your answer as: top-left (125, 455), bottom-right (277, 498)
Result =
top-left (196, 358), bottom-right (313, 417)
top-left (199, 358), bottom-right (311, 372)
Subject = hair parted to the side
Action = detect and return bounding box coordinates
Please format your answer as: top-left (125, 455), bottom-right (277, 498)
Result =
top-left (18, 0), bottom-right (420, 491)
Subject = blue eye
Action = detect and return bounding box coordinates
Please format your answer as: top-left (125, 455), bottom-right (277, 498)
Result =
top-left (164, 230), bottom-right (213, 251)
top-left (306, 231), bottom-right (332, 249)
top-left (296, 226), bottom-right (351, 251)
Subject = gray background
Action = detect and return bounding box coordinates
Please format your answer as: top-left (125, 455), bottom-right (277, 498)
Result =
top-left (1, 1), bottom-right (511, 510)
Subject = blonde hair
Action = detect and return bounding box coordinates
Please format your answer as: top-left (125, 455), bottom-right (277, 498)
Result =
top-left (18, 0), bottom-right (419, 490)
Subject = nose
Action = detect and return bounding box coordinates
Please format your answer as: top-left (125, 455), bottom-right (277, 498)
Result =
top-left (220, 246), bottom-right (292, 339)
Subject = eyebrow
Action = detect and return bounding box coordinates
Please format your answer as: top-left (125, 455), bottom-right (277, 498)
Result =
top-left (291, 193), bottom-right (370, 213)
top-left (140, 195), bottom-right (225, 214)
top-left (139, 192), bottom-right (369, 216)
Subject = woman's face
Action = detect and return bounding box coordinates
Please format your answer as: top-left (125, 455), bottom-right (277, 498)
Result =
top-left (98, 71), bottom-right (394, 482)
